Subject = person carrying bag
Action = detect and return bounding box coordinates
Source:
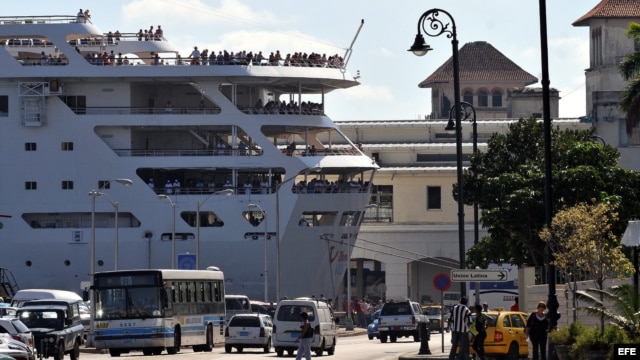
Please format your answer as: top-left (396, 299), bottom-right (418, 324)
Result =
top-left (471, 304), bottom-right (490, 360)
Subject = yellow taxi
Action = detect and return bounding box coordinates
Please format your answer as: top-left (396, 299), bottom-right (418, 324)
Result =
top-left (458, 310), bottom-right (529, 360)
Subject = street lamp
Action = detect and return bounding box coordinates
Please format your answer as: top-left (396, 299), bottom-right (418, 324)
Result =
top-left (196, 189), bottom-right (234, 269)
top-left (275, 167), bottom-right (321, 300)
top-left (87, 178), bottom-right (132, 347)
top-left (157, 194), bottom-right (176, 269)
top-left (346, 204), bottom-right (377, 331)
top-left (248, 203), bottom-right (268, 302)
top-left (447, 101), bottom-right (478, 303)
top-left (411, 8), bottom-right (466, 298)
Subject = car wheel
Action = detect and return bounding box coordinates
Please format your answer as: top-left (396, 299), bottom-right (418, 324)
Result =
top-left (380, 332), bottom-right (388, 343)
top-left (152, 348), bottom-right (163, 355)
top-left (108, 349), bottom-right (121, 357)
top-left (53, 343), bottom-right (65, 360)
top-left (287, 349), bottom-right (293, 355)
top-left (237, 347), bottom-right (243, 353)
top-left (390, 335), bottom-right (397, 343)
top-left (263, 338), bottom-right (271, 353)
top-left (315, 339), bottom-right (324, 356)
top-left (327, 338), bottom-right (335, 356)
top-left (142, 349), bottom-right (152, 356)
top-left (224, 345), bottom-right (231, 353)
top-left (166, 327), bottom-right (180, 354)
top-left (505, 342), bottom-right (519, 360)
top-left (275, 348), bottom-right (284, 357)
top-left (70, 339), bottom-right (80, 360)
top-left (368, 334), bottom-right (373, 340)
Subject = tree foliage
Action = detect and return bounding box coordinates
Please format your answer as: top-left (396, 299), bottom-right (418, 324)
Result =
top-left (462, 118), bottom-right (640, 268)
top-left (574, 285), bottom-right (640, 340)
top-left (620, 22), bottom-right (640, 134)
top-left (540, 201), bottom-right (634, 290)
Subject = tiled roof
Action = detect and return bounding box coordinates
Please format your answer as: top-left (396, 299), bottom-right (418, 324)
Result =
top-left (573, 0), bottom-right (640, 26)
top-left (418, 41), bottom-right (538, 88)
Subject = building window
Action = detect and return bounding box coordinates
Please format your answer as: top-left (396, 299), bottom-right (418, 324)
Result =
top-left (492, 90), bottom-right (502, 107)
top-left (61, 142), bottom-right (74, 151)
top-left (62, 181), bottom-right (74, 190)
top-left (366, 185), bottom-right (393, 223)
top-left (0, 95), bottom-right (7, 116)
top-left (478, 90), bottom-right (488, 107)
top-left (25, 181), bottom-right (37, 190)
top-left (427, 186), bottom-right (441, 210)
top-left (25, 142), bottom-right (37, 151)
top-left (463, 90), bottom-right (473, 105)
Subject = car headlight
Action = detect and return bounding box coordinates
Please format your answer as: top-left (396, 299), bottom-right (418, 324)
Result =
top-left (47, 337), bottom-right (56, 343)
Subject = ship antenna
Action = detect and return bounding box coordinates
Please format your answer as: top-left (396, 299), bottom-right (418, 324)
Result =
top-left (341, 19), bottom-right (364, 72)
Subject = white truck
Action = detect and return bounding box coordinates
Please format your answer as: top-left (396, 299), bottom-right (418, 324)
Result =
top-left (377, 300), bottom-right (428, 343)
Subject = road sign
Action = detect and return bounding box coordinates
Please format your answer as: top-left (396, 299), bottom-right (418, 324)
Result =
top-left (177, 254), bottom-right (197, 270)
top-left (433, 272), bottom-right (452, 292)
top-left (450, 269), bottom-right (509, 282)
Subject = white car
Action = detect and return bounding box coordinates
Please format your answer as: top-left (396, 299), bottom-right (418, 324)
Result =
top-left (0, 334), bottom-right (34, 360)
top-left (224, 314), bottom-right (273, 353)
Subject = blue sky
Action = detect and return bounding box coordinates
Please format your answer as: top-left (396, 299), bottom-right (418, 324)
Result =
top-left (8, 0), bottom-right (603, 120)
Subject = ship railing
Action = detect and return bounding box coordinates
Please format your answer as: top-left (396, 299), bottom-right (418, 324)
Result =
top-left (281, 148), bottom-right (361, 157)
top-left (0, 15), bottom-right (79, 25)
top-left (151, 184), bottom-right (368, 196)
top-left (239, 107), bottom-right (324, 116)
top-left (73, 106), bottom-right (222, 115)
top-left (114, 148), bottom-right (264, 157)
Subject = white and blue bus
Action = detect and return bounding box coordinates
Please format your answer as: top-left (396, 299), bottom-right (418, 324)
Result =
top-left (92, 267), bottom-right (225, 356)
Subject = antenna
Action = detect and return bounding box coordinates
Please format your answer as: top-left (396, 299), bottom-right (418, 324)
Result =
top-left (342, 19), bottom-right (364, 71)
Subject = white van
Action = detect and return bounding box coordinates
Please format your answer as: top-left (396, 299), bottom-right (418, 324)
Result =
top-left (224, 294), bottom-right (251, 322)
top-left (10, 288), bottom-right (82, 308)
top-left (272, 297), bottom-right (337, 357)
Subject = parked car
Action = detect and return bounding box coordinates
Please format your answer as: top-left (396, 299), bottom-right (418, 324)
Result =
top-left (377, 300), bottom-right (427, 343)
top-left (457, 310), bottom-right (529, 360)
top-left (421, 305), bottom-right (449, 333)
top-left (0, 318), bottom-right (34, 350)
top-left (0, 307), bottom-right (17, 318)
top-left (367, 310), bottom-right (380, 340)
top-left (224, 313), bottom-right (273, 353)
top-left (0, 334), bottom-right (34, 360)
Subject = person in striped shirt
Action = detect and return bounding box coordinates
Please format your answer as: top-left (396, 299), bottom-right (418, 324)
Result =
top-left (448, 296), bottom-right (471, 360)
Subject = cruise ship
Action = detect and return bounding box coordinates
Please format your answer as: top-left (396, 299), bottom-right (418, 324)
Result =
top-left (0, 14), bottom-right (377, 302)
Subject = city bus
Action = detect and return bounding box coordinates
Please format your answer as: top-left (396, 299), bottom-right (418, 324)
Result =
top-left (91, 267), bottom-right (225, 356)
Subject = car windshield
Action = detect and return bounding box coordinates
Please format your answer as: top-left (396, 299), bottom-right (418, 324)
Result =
top-left (276, 305), bottom-right (316, 322)
top-left (423, 307), bottom-right (441, 316)
top-left (18, 310), bottom-right (64, 330)
top-left (5, 319), bottom-right (30, 333)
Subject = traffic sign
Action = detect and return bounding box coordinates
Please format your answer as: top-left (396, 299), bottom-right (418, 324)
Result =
top-left (450, 269), bottom-right (509, 282)
top-left (177, 254), bottom-right (197, 270)
top-left (433, 272), bottom-right (452, 292)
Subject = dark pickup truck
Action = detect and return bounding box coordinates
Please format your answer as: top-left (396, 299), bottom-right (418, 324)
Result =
top-left (16, 299), bottom-right (85, 360)
top-left (377, 301), bottom-right (428, 343)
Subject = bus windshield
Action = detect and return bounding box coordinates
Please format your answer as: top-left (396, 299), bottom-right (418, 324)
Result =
top-left (96, 287), bottom-right (164, 319)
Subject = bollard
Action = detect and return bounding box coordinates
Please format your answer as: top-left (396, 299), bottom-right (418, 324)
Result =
top-left (418, 322), bottom-right (431, 355)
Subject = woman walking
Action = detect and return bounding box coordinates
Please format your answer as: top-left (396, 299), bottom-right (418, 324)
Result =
top-left (526, 301), bottom-right (549, 360)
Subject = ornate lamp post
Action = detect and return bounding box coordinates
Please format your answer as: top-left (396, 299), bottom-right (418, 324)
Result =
top-left (196, 189), bottom-right (234, 269)
top-left (410, 8), bottom-right (466, 297)
top-left (248, 203), bottom-right (268, 302)
top-left (157, 194), bottom-right (176, 269)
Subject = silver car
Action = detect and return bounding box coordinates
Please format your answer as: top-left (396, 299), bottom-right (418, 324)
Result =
top-left (224, 313), bottom-right (273, 353)
top-left (0, 334), bottom-right (34, 360)
top-left (0, 318), bottom-right (34, 351)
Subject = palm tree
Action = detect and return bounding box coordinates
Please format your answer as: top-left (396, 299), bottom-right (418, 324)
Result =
top-left (574, 284), bottom-right (640, 338)
top-left (620, 22), bottom-right (640, 135)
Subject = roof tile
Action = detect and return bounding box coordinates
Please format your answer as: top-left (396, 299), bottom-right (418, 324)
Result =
top-left (418, 41), bottom-right (538, 88)
top-left (573, 0), bottom-right (640, 26)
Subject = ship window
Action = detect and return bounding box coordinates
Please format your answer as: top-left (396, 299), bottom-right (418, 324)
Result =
top-left (61, 142), bottom-right (74, 151)
top-left (62, 181), bottom-right (74, 190)
top-left (25, 181), bottom-right (37, 190)
top-left (301, 211), bottom-right (337, 227)
top-left (0, 95), bottom-right (7, 116)
top-left (427, 186), bottom-right (441, 210)
top-left (25, 142), bottom-right (36, 151)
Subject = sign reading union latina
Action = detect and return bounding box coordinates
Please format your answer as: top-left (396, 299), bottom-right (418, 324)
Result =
top-left (450, 269), bottom-right (509, 282)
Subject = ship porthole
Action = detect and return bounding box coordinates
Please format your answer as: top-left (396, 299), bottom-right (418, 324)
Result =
top-left (25, 260), bottom-right (32, 267)
top-left (97, 260), bottom-right (104, 267)
top-left (64, 260), bottom-right (71, 266)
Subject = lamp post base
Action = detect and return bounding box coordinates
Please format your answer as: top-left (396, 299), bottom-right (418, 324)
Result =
top-left (345, 318), bottom-right (354, 331)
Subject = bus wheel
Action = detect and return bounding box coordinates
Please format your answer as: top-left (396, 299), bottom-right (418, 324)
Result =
top-left (142, 349), bottom-right (152, 356)
top-left (166, 327), bottom-right (181, 354)
top-left (203, 325), bottom-right (213, 352)
top-left (108, 349), bottom-right (121, 357)
top-left (275, 348), bottom-right (283, 357)
top-left (152, 348), bottom-right (162, 355)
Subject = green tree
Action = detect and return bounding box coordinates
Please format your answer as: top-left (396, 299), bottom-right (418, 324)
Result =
top-left (620, 22), bottom-right (640, 135)
top-left (540, 201), bottom-right (634, 322)
top-left (463, 118), bottom-right (640, 267)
